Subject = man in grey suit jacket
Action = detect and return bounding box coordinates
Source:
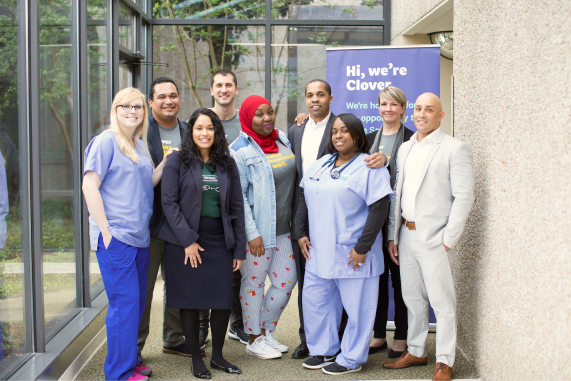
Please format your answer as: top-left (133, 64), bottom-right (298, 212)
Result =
top-left (382, 93), bottom-right (474, 381)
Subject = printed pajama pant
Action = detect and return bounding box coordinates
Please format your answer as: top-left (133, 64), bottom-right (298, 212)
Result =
top-left (240, 233), bottom-right (297, 335)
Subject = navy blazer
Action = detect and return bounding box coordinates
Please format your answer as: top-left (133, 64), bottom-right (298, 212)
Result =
top-left (147, 115), bottom-right (187, 237)
top-left (158, 151), bottom-right (246, 260)
top-left (287, 113), bottom-right (336, 240)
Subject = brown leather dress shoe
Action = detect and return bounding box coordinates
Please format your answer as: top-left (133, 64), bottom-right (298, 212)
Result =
top-left (432, 362), bottom-right (452, 381)
top-left (382, 350), bottom-right (427, 369)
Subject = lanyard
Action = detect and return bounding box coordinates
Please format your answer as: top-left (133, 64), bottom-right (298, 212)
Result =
top-left (310, 152), bottom-right (360, 181)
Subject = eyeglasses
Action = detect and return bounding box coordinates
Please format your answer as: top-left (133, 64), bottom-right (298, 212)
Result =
top-left (117, 104), bottom-right (144, 112)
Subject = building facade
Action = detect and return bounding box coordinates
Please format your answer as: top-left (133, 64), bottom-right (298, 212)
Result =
top-left (392, 0), bottom-right (571, 379)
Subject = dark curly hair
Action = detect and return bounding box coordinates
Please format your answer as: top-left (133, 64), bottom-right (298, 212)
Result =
top-left (179, 108), bottom-right (234, 170)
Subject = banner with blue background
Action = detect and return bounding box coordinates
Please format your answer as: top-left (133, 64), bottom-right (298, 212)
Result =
top-left (326, 46), bottom-right (441, 134)
top-left (327, 45), bottom-right (440, 325)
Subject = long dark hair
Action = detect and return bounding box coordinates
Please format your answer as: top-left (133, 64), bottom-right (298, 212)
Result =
top-left (179, 108), bottom-right (234, 170)
top-left (326, 113), bottom-right (370, 154)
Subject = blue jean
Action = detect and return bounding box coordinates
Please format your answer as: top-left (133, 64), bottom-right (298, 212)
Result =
top-left (97, 234), bottom-right (149, 381)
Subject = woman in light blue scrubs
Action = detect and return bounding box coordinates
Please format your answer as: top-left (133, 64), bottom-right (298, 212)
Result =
top-left (295, 113), bottom-right (393, 376)
top-left (83, 87), bottom-right (177, 381)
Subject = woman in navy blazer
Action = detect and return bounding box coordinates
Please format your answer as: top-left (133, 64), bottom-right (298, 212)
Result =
top-left (159, 108), bottom-right (246, 379)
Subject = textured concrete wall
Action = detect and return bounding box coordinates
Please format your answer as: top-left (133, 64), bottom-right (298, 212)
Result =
top-left (390, 0), bottom-right (447, 41)
top-left (454, 0), bottom-right (571, 379)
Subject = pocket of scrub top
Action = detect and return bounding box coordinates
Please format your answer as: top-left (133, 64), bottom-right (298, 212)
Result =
top-left (336, 243), bottom-right (371, 278)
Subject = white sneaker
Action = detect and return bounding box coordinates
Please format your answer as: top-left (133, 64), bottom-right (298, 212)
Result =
top-left (246, 336), bottom-right (282, 359)
top-left (264, 330), bottom-right (288, 353)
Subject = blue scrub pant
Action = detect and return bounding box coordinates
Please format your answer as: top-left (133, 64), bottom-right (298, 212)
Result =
top-left (96, 235), bottom-right (149, 381)
top-left (303, 270), bottom-right (379, 370)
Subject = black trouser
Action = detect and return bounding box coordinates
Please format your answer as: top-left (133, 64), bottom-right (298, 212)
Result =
top-left (199, 270), bottom-right (243, 329)
top-left (373, 243), bottom-right (408, 340)
top-left (293, 243), bottom-right (347, 343)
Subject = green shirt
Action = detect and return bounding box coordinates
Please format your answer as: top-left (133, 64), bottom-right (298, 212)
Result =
top-left (200, 164), bottom-right (221, 218)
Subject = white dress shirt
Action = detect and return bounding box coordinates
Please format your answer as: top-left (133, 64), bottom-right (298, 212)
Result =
top-left (401, 130), bottom-right (439, 222)
top-left (301, 112), bottom-right (332, 174)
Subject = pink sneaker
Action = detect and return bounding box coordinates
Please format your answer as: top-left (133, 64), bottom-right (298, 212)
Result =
top-left (134, 365), bottom-right (152, 376)
top-left (127, 372), bottom-right (148, 381)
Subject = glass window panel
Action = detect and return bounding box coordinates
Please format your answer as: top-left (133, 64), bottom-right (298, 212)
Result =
top-left (272, 0), bottom-right (383, 20)
top-left (39, 0), bottom-right (80, 338)
top-left (119, 2), bottom-right (134, 51)
top-left (119, 65), bottom-right (133, 90)
top-left (87, 0), bottom-right (108, 299)
top-left (271, 25), bottom-right (383, 127)
top-left (152, 24), bottom-right (265, 121)
top-left (0, 0), bottom-right (31, 374)
top-left (152, 0), bottom-right (265, 20)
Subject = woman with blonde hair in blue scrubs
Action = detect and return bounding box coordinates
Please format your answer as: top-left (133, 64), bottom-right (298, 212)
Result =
top-left (295, 113), bottom-right (393, 375)
top-left (83, 87), bottom-right (177, 381)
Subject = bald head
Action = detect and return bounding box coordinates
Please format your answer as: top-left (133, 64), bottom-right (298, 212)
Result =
top-left (416, 92), bottom-right (442, 112)
top-left (413, 92), bottom-right (445, 140)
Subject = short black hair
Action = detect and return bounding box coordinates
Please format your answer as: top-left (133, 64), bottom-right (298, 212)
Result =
top-left (305, 79), bottom-right (332, 97)
top-left (326, 113), bottom-right (370, 154)
top-left (148, 77), bottom-right (179, 101)
top-left (211, 70), bottom-right (238, 87)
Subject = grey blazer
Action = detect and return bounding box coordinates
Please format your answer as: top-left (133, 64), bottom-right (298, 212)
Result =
top-left (388, 128), bottom-right (475, 249)
top-left (287, 113), bottom-right (336, 240)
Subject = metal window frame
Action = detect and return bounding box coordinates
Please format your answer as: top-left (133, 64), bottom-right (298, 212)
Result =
top-left (28, 0), bottom-right (45, 355)
top-left (149, 0), bottom-right (390, 103)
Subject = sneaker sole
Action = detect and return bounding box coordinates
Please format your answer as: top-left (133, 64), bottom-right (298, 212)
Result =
top-left (302, 360), bottom-right (334, 370)
top-left (246, 349), bottom-right (282, 359)
top-left (162, 349), bottom-right (205, 357)
top-left (137, 370), bottom-right (152, 376)
top-left (228, 332), bottom-right (248, 345)
top-left (322, 366), bottom-right (362, 375)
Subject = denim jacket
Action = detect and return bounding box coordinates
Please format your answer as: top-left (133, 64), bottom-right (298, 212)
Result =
top-left (229, 130), bottom-right (292, 249)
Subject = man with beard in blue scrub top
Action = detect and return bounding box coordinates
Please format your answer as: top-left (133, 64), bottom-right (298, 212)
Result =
top-left (295, 113), bottom-right (392, 375)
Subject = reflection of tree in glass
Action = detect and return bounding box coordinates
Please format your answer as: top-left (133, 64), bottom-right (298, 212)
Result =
top-left (153, 0), bottom-right (310, 114)
top-left (0, 1), bottom-right (19, 122)
top-left (118, 2), bottom-right (133, 49)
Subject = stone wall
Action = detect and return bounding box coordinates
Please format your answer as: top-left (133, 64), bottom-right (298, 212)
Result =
top-left (453, 0), bottom-right (571, 379)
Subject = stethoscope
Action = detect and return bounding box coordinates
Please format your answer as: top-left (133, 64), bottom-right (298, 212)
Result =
top-left (310, 152), bottom-right (360, 180)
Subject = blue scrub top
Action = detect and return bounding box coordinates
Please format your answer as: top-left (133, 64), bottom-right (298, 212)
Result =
top-left (84, 130), bottom-right (154, 250)
top-left (300, 153), bottom-right (392, 279)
